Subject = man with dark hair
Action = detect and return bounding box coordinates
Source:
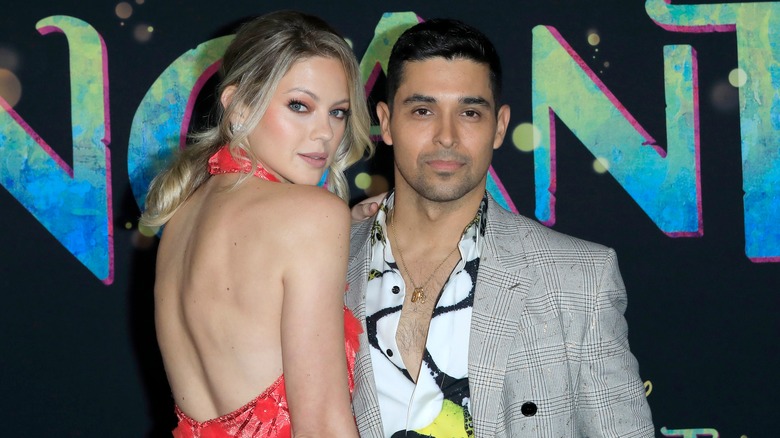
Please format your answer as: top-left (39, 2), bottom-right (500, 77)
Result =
top-left (384, 19), bottom-right (504, 112)
top-left (346, 18), bottom-right (654, 437)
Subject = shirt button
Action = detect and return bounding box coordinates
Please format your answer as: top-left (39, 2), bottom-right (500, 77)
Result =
top-left (521, 401), bottom-right (537, 417)
top-left (391, 286), bottom-right (400, 294)
top-left (386, 349), bottom-right (393, 357)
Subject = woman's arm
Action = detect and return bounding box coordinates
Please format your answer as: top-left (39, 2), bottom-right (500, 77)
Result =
top-left (279, 191), bottom-right (358, 438)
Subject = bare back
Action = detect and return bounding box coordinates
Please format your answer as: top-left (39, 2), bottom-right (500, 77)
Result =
top-left (155, 173), bottom-right (353, 427)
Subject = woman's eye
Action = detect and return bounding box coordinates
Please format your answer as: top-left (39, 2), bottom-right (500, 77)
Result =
top-left (289, 100), bottom-right (308, 112)
top-left (330, 108), bottom-right (350, 119)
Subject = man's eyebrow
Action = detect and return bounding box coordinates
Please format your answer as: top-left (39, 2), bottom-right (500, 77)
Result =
top-left (461, 96), bottom-right (492, 108)
top-left (402, 94), bottom-right (436, 105)
top-left (400, 94), bottom-right (493, 109)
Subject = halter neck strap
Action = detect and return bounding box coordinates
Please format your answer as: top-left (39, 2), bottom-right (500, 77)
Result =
top-left (207, 146), bottom-right (280, 182)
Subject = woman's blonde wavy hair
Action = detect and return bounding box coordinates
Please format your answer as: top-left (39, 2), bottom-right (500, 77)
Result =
top-left (140, 10), bottom-right (372, 228)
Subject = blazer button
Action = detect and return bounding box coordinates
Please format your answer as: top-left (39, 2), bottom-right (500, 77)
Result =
top-left (391, 285), bottom-right (400, 294)
top-left (521, 401), bottom-right (537, 417)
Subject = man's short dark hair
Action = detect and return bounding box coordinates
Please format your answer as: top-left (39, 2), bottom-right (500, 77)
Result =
top-left (386, 18), bottom-right (502, 110)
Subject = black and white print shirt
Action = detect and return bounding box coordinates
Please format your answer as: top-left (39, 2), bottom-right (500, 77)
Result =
top-left (365, 191), bottom-right (488, 437)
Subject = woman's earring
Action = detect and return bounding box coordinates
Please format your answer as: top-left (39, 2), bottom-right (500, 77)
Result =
top-left (231, 122), bottom-right (243, 133)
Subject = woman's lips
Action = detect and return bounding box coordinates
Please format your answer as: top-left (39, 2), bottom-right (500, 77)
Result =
top-left (299, 152), bottom-right (328, 168)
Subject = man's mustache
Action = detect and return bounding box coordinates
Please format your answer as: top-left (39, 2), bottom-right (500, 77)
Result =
top-left (419, 151), bottom-right (471, 164)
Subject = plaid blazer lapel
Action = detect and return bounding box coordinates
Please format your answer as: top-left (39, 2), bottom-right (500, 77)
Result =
top-left (468, 196), bottom-right (536, 437)
top-left (346, 219), bottom-right (384, 438)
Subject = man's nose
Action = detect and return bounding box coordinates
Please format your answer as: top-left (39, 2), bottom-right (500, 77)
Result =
top-left (433, 114), bottom-right (458, 148)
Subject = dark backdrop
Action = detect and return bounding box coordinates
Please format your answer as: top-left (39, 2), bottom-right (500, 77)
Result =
top-left (1, 1), bottom-right (777, 436)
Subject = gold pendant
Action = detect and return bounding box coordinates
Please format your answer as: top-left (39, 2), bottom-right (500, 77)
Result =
top-left (411, 287), bottom-right (425, 304)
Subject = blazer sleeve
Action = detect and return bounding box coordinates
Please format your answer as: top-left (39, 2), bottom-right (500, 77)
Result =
top-left (577, 248), bottom-right (655, 437)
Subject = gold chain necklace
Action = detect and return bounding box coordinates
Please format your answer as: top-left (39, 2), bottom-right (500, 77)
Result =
top-left (389, 214), bottom-right (459, 304)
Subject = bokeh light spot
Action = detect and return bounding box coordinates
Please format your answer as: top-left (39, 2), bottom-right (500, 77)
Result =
top-left (132, 230), bottom-right (157, 250)
top-left (366, 174), bottom-right (389, 197)
top-left (354, 173), bottom-right (390, 197)
top-left (136, 0), bottom-right (145, 4)
top-left (603, 61), bottom-right (610, 68)
top-left (511, 122), bottom-right (540, 153)
top-left (115, 2), bottom-right (133, 19)
top-left (0, 68), bottom-right (22, 107)
top-left (355, 172), bottom-right (372, 190)
top-left (728, 68), bottom-right (747, 87)
top-left (0, 47), bottom-right (20, 70)
top-left (133, 23), bottom-right (153, 42)
top-left (138, 223), bottom-right (159, 237)
top-left (587, 31), bottom-right (600, 46)
top-left (593, 157), bottom-right (610, 174)
top-left (711, 80), bottom-right (739, 113)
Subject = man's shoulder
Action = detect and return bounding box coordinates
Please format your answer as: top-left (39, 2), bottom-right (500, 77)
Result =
top-left (350, 215), bottom-right (375, 239)
top-left (485, 198), bottom-right (612, 261)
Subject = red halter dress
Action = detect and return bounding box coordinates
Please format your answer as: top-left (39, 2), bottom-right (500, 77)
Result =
top-left (171, 146), bottom-right (363, 438)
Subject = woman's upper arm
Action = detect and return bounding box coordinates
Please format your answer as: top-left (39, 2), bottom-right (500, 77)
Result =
top-left (277, 193), bottom-right (358, 437)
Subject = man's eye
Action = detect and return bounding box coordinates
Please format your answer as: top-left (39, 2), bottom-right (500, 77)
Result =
top-left (464, 110), bottom-right (479, 118)
top-left (413, 108), bottom-right (430, 116)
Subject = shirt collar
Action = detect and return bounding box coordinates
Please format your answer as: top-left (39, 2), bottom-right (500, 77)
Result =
top-left (373, 190), bottom-right (489, 243)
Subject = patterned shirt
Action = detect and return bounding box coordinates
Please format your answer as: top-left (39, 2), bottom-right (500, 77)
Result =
top-left (365, 192), bottom-right (487, 437)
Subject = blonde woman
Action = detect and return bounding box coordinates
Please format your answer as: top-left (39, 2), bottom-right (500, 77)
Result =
top-left (140, 11), bottom-right (372, 438)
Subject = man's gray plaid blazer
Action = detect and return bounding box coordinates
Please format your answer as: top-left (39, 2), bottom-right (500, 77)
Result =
top-left (345, 195), bottom-right (655, 437)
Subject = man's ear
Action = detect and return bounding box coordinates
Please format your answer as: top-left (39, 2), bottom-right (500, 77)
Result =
top-left (376, 102), bottom-right (393, 146)
top-left (493, 104), bottom-right (511, 150)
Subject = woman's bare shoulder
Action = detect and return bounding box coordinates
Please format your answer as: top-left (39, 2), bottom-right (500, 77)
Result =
top-left (252, 184), bottom-right (348, 220)
top-left (236, 183), bottom-right (350, 244)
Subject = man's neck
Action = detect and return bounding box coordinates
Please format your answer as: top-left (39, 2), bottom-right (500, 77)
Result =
top-left (390, 185), bottom-right (485, 252)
